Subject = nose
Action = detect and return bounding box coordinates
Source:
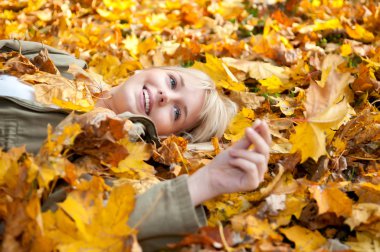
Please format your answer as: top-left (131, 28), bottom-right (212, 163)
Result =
top-left (158, 90), bottom-right (168, 105)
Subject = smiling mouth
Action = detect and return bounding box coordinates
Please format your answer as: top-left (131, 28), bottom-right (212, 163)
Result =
top-left (142, 87), bottom-right (151, 115)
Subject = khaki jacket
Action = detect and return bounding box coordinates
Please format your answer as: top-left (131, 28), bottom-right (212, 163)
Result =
top-left (0, 39), bottom-right (207, 250)
top-left (0, 96), bottom-right (207, 251)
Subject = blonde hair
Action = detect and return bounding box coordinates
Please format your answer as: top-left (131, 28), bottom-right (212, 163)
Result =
top-left (159, 66), bottom-right (238, 143)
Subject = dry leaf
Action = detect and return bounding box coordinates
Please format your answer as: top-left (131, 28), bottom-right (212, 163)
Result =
top-left (31, 47), bottom-right (59, 74)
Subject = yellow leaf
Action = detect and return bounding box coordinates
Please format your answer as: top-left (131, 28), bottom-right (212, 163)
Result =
top-left (275, 195), bottom-right (308, 227)
top-left (345, 232), bottom-right (380, 252)
top-left (297, 18), bottom-right (342, 34)
top-left (144, 13), bottom-right (177, 32)
top-left (292, 55), bottom-right (356, 162)
top-left (21, 72), bottom-right (95, 110)
top-left (345, 203), bottom-right (380, 230)
top-left (123, 34), bottom-right (139, 58)
top-left (308, 100), bottom-right (350, 128)
top-left (96, 7), bottom-right (130, 21)
top-left (305, 54), bottom-right (353, 119)
top-left (314, 18), bottom-right (342, 31)
top-left (25, 0), bottom-right (47, 12)
top-left (204, 193), bottom-right (250, 225)
top-left (280, 225), bottom-right (326, 252)
top-left (310, 186), bottom-right (353, 217)
top-left (290, 122), bottom-right (326, 162)
top-left (222, 57), bottom-right (289, 82)
top-left (224, 107), bottom-right (254, 142)
top-left (245, 215), bottom-right (282, 240)
top-left (211, 137), bottom-right (221, 155)
top-left (192, 54), bottom-right (246, 92)
top-left (103, 0), bottom-right (135, 10)
top-left (331, 137), bottom-right (347, 156)
top-left (52, 98), bottom-right (93, 112)
top-left (44, 178), bottom-right (135, 251)
top-left (95, 185), bottom-right (135, 237)
top-left (341, 44), bottom-right (353, 57)
top-left (259, 75), bottom-right (294, 93)
top-left (316, 66), bottom-right (331, 88)
top-left (272, 97), bottom-right (295, 116)
top-left (41, 123), bottom-right (82, 156)
top-left (112, 138), bottom-right (155, 179)
top-left (68, 64), bottom-right (111, 95)
top-left (138, 36), bottom-right (157, 55)
top-left (345, 24), bottom-right (375, 43)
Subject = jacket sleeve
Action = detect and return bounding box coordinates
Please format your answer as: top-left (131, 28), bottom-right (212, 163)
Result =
top-left (128, 175), bottom-right (207, 251)
top-left (0, 39), bottom-right (87, 79)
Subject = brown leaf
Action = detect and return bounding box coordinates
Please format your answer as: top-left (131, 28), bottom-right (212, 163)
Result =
top-left (153, 135), bottom-right (188, 165)
top-left (168, 226), bottom-right (233, 250)
top-left (1, 51), bottom-right (38, 77)
top-left (352, 64), bottom-right (380, 94)
top-left (31, 48), bottom-right (59, 74)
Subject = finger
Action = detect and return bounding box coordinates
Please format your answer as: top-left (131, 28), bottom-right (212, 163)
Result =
top-left (229, 150), bottom-right (267, 179)
top-left (246, 128), bottom-right (270, 159)
top-left (229, 158), bottom-right (260, 190)
top-left (231, 120), bottom-right (261, 150)
top-left (229, 150), bottom-right (266, 165)
top-left (256, 121), bottom-right (272, 146)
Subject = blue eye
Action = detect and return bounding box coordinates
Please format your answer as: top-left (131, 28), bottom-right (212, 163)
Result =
top-left (174, 106), bottom-right (181, 121)
top-left (170, 76), bottom-right (177, 89)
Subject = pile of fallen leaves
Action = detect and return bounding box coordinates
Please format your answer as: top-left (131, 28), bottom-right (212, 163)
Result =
top-left (1, 0), bottom-right (380, 251)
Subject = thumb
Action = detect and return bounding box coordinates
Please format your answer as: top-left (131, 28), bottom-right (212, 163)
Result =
top-left (231, 133), bottom-right (250, 150)
top-left (231, 120), bottom-right (261, 150)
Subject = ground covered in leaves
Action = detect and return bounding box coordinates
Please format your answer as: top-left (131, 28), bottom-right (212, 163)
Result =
top-left (0, 0), bottom-right (380, 251)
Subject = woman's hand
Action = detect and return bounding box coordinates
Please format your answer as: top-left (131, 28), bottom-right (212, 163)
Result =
top-left (188, 119), bottom-right (272, 206)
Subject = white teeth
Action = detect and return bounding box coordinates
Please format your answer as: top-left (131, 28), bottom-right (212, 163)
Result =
top-left (143, 89), bottom-right (150, 114)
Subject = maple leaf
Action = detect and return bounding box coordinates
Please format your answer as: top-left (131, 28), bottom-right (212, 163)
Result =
top-left (112, 138), bottom-right (155, 179)
top-left (67, 64), bottom-right (111, 95)
top-left (297, 18), bottom-right (342, 33)
top-left (309, 185), bottom-right (353, 218)
top-left (345, 203), bottom-right (380, 230)
top-left (222, 57), bottom-right (290, 82)
top-left (274, 195), bottom-right (308, 227)
top-left (224, 107), bottom-right (255, 142)
top-left (290, 54), bottom-right (354, 162)
top-left (344, 23), bottom-right (375, 43)
top-left (258, 75), bottom-right (295, 93)
top-left (43, 177), bottom-right (136, 251)
top-left (192, 54), bottom-right (246, 92)
top-left (31, 47), bottom-right (59, 74)
top-left (0, 147), bottom-right (47, 252)
top-left (289, 122), bottom-right (326, 162)
top-left (280, 225), bottom-right (326, 252)
top-left (204, 193), bottom-right (250, 225)
top-left (20, 72), bottom-right (95, 111)
top-left (345, 232), bottom-right (380, 252)
top-left (153, 135), bottom-right (188, 166)
top-left (0, 51), bottom-right (38, 76)
top-left (231, 215), bottom-right (282, 241)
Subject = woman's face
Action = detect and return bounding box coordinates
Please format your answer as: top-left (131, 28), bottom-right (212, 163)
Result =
top-left (102, 68), bottom-right (206, 135)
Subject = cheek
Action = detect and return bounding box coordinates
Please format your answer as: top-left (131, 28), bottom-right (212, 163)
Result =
top-left (149, 108), bottom-right (173, 135)
top-left (113, 86), bottom-right (132, 112)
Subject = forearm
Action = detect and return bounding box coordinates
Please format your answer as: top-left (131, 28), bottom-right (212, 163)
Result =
top-left (129, 175), bottom-right (207, 250)
top-left (188, 167), bottom-right (218, 206)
